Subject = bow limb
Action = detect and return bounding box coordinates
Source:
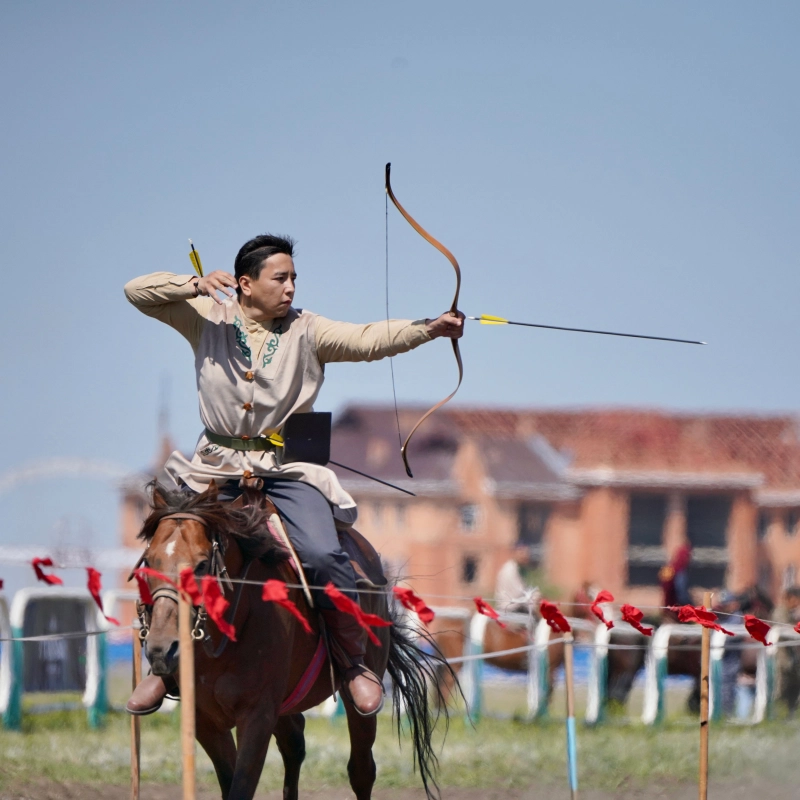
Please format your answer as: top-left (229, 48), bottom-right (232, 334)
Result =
top-left (385, 162), bottom-right (463, 478)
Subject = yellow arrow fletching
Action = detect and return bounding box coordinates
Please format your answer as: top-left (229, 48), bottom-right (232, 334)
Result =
top-left (189, 249), bottom-right (204, 278)
top-left (479, 314), bottom-right (508, 325)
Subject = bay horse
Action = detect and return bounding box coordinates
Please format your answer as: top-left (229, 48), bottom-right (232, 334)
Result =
top-left (136, 481), bottom-right (450, 800)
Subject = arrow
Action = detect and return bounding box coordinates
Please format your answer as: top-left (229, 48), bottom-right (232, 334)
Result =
top-left (188, 239), bottom-right (204, 278)
top-left (468, 314), bottom-right (706, 345)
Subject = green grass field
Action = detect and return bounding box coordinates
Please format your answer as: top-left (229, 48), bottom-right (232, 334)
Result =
top-left (2, 699), bottom-right (800, 794)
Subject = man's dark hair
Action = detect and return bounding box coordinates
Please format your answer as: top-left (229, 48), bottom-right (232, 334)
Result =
top-left (233, 233), bottom-right (296, 286)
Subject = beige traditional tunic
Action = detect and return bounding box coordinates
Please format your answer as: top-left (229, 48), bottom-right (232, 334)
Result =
top-left (124, 272), bottom-right (431, 521)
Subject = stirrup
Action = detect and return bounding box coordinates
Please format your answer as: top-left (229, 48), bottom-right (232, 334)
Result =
top-left (339, 665), bottom-right (385, 717)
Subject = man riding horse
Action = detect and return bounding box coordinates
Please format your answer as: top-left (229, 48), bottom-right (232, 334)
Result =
top-left (123, 234), bottom-right (464, 718)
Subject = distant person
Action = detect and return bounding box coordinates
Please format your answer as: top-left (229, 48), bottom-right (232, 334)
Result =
top-left (495, 544), bottom-right (540, 614)
top-left (774, 586), bottom-right (800, 715)
top-left (659, 542), bottom-right (692, 611)
top-left (714, 590), bottom-right (744, 717)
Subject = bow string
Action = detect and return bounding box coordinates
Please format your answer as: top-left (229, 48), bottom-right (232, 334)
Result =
top-left (385, 162), bottom-right (463, 477)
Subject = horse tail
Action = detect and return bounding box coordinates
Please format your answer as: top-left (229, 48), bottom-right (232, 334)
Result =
top-left (386, 604), bottom-right (462, 800)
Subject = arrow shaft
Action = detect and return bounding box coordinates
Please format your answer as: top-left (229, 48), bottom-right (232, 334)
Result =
top-left (468, 317), bottom-right (705, 345)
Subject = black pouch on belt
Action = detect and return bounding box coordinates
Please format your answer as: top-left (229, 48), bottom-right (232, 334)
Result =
top-left (281, 412), bottom-right (331, 465)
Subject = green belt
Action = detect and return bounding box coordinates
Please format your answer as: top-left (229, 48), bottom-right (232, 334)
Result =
top-left (204, 429), bottom-right (278, 452)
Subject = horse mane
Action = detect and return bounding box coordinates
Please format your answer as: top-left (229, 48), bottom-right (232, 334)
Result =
top-left (138, 481), bottom-right (289, 566)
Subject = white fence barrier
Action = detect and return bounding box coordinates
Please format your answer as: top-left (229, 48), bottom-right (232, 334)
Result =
top-left (1, 588), bottom-right (106, 729)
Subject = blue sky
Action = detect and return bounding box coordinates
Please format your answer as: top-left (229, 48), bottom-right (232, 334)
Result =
top-left (1, 2), bottom-right (799, 587)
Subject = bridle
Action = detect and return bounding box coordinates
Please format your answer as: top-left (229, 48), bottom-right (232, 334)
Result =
top-left (133, 512), bottom-right (243, 653)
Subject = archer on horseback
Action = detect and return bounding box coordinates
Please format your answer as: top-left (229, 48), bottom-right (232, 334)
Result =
top-left (123, 233), bottom-right (464, 717)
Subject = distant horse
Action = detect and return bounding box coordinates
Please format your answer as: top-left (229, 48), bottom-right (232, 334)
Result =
top-left (430, 608), bottom-right (565, 710)
top-left (606, 621), bottom-right (764, 716)
top-left (137, 482), bottom-right (451, 800)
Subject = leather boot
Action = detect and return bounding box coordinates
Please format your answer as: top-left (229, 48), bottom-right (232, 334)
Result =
top-left (321, 608), bottom-right (385, 716)
top-left (126, 673), bottom-right (178, 716)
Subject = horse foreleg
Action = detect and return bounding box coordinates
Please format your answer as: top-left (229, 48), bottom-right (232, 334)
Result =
top-left (273, 714), bottom-right (306, 800)
top-left (343, 699), bottom-right (377, 800)
top-left (227, 710), bottom-right (276, 800)
top-left (196, 712), bottom-right (237, 799)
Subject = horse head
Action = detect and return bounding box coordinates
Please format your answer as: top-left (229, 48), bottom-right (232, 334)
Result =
top-left (135, 481), bottom-right (288, 676)
top-left (137, 481), bottom-right (243, 676)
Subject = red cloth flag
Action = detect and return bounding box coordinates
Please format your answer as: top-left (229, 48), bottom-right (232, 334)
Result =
top-left (590, 590), bottom-right (615, 630)
top-left (539, 600), bottom-right (572, 633)
top-left (32, 557), bottom-right (63, 586)
top-left (178, 567), bottom-right (203, 607)
top-left (132, 567), bottom-right (175, 589)
top-left (324, 583), bottom-right (392, 646)
top-left (620, 603), bottom-right (654, 636)
top-left (795, 621), bottom-right (800, 636)
top-left (86, 568), bottom-right (119, 625)
top-left (200, 575), bottom-right (237, 641)
top-left (474, 597), bottom-right (507, 628)
top-left (262, 579), bottom-right (312, 634)
top-left (744, 614), bottom-right (772, 646)
top-left (393, 586), bottom-right (435, 625)
top-left (132, 570), bottom-right (155, 605)
top-left (671, 604), bottom-right (734, 636)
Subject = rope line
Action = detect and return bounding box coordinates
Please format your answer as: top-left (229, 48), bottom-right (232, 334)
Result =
top-left (3, 627), bottom-right (800, 654)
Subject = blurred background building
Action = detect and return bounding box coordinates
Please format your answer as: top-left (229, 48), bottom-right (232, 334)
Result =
top-left (120, 405), bottom-right (800, 609)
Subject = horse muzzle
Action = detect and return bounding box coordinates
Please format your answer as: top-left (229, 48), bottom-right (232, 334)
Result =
top-left (146, 637), bottom-right (180, 676)
top-left (144, 592), bottom-right (182, 675)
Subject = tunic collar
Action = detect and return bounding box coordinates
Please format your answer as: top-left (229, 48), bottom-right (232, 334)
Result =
top-left (238, 302), bottom-right (287, 335)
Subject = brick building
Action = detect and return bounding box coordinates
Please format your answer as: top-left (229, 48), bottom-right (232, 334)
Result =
top-left (119, 405), bottom-right (800, 609)
top-left (327, 406), bottom-right (800, 608)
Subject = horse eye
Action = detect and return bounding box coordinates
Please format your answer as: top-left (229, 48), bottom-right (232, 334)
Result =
top-left (195, 560), bottom-right (209, 576)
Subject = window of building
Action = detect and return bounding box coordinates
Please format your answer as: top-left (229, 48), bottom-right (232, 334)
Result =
top-left (626, 494), bottom-right (667, 586)
top-left (685, 495), bottom-right (730, 588)
top-left (786, 510), bottom-right (798, 538)
top-left (686, 496), bottom-right (730, 548)
top-left (459, 504), bottom-right (480, 533)
top-left (517, 503), bottom-right (549, 546)
top-left (628, 494), bottom-right (667, 546)
top-left (395, 503), bottom-right (406, 529)
top-left (461, 555), bottom-right (478, 584)
top-left (627, 565), bottom-right (662, 586)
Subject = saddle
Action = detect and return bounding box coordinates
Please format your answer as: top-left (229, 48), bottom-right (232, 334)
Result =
top-left (234, 478), bottom-right (387, 599)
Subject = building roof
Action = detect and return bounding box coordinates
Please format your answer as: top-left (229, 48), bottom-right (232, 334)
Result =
top-left (331, 405), bottom-right (800, 497)
top-left (329, 405), bottom-right (573, 500)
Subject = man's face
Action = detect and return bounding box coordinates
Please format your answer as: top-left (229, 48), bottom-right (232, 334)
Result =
top-left (239, 253), bottom-right (296, 318)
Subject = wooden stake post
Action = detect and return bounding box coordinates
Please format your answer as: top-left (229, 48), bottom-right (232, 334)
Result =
top-left (178, 574), bottom-right (197, 800)
top-left (564, 630), bottom-right (578, 800)
top-left (698, 591), bottom-right (712, 800)
top-left (130, 631), bottom-right (142, 800)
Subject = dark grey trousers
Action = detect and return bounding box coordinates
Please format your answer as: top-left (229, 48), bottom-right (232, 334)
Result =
top-left (219, 478), bottom-right (357, 608)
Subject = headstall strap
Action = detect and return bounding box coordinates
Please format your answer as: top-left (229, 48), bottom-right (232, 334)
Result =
top-left (211, 538), bottom-right (234, 594)
top-left (136, 600), bottom-right (149, 641)
top-left (160, 512), bottom-right (209, 526)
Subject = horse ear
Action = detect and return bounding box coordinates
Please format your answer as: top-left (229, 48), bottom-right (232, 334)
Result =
top-left (152, 485), bottom-right (168, 509)
top-left (204, 479), bottom-right (219, 503)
